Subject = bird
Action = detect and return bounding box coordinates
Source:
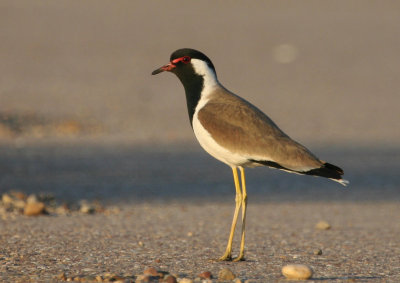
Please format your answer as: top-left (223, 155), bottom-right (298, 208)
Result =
top-left (151, 48), bottom-right (348, 262)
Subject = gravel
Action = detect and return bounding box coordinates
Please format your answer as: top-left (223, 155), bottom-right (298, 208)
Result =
top-left (1, 202), bottom-right (399, 282)
top-left (0, 143), bottom-right (399, 282)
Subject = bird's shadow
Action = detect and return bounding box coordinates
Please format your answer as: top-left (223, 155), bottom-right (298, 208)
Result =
top-left (0, 143), bottom-right (398, 204)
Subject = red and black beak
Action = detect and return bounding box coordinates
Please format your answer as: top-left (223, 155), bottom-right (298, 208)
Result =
top-left (152, 56), bottom-right (191, 75)
top-left (151, 62), bottom-right (176, 75)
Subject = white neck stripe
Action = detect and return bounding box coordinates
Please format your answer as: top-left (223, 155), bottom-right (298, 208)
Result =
top-left (191, 59), bottom-right (219, 96)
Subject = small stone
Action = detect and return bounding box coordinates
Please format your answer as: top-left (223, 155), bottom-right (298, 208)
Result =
top-left (316, 221), bottom-right (331, 230)
top-left (103, 272), bottom-right (117, 279)
top-left (13, 199), bottom-right (26, 209)
top-left (1, 193), bottom-right (13, 204)
top-left (110, 275), bottom-right (125, 281)
top-left (56, 204), bottom-right (70, 215)
top-left (79, 200), bottom-right (95, 214)
top-left (26, 194), bottom-right (38, 204)
top-left (11, 191), bottom-right (26, 200)
top-left (57, 272), bottom-right (67, 280)
top-left (218, 268), bottom-right (236, 281)
top-left (282, 264), bottom-right (313, 280)
top-left (233, 279), bottom-right (243, 283)
top-left (178, 279), bottom-right (193, 283)
top-left (187, 231), bottom-right (193, 237)
top-left (72, 275), bottom-right (84, 282)
top-left (24, 202), bottom-right (46, 216)
top-left (198, 271), bottom-right (212, 279)
top-left (81, 275), bottom-right (97, 282)
top-left (314, 249), bottom-right (323, 255)
top-left (143, 267), bottom-right (159, 277)
top-left (136, 274), bottom-right (158, 283)
top-left (163, 275), bottom-right (177, 283)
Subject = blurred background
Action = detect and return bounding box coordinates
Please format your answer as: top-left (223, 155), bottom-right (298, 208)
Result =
top-left (0, 1), bottom-right (399, 203)
top-left (1, 0), bottom-right (399, 146)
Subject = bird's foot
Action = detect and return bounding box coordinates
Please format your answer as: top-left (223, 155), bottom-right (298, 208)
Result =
top-left (218, 253), bottom-right (233, 261)
top-left (232, 254), bottom-right (245, 262)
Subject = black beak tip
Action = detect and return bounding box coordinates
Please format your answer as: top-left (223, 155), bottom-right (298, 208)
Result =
top-left (151, 68), bottom-right (163, 75)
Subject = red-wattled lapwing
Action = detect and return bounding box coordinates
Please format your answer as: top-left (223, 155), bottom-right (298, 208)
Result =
top-left (152, 48), bottom-right (348, 261)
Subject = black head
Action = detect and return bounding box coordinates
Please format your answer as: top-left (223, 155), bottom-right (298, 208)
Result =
top-left (151, 48), bottom-right (216, 77)
top-left (151, 48), bottom-right (218, 126)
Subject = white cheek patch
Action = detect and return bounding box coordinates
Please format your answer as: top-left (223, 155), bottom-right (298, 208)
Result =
top-left (191, 59), bottom-right (219, 95)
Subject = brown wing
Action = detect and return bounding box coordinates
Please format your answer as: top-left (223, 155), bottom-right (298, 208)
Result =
top-left (197, 88), bottom-right (323, 171)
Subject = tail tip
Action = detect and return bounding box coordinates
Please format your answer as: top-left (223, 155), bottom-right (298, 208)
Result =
top-left (335, 178), bottom-right (349, 187)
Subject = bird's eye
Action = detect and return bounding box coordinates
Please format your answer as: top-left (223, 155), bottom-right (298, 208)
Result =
top-left (171, 56), bottom-right (191, 65)
top-left (182, 56), bottom-right (191, 63)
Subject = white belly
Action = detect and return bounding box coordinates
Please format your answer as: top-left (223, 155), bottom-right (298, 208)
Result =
top-left (192, 111), bottom-right (249, 167)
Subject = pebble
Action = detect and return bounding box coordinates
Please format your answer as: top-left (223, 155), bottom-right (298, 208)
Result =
top-left (82, 275), bottom-right (97, 281)
top-left (13, 199), bottom-right (26, 209)
top-left (57, 272), bottom-right (67, 280)
top-left (55, 204), bottom-right (70, 215)
top-left (281, 264), bottom-right (313, 280)
top-left (26, 194), bottom-right (38, 204)
top-left (2, 193), bottom-right (14, 205)
top-left (136, 274), bottom-right (161, 282)
top-left (313, 249), bottom-right (323, 255)
top-left (24, 202), bottom-right (46, 216)
top-left (316, 220), bottom-right (331, 230)
top-left (1, 191), bottom-right (28, 209)
top-left (143, 267), bottom-right (159, 277)
top-left (218, 268), bottom-right (236, 281)
top-left (79, 201), bottom-right (95, 214)
top-left (198, 271), bottom-right (212, 279)
top-left (164, 274), bottom-right (177, 283)
top-left (11, 191), bottom-right (27, 200)
top-left (178, 278), bottom-right (193, 283)
top-left (135, 274), bottom-right (147, 282)
top-left (1, 190), bottom-right (115, 217)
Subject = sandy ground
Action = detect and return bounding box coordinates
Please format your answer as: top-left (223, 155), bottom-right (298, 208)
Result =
top-left (1, 1), bottom-right (400, 282)
top-left (0, 143), bottom-right (399, 282)
top-left (1, 202), bottom-right (400, 282)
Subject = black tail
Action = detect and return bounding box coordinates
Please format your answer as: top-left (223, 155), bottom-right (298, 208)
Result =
top-left (250, 159), bottom-right (348, 186)
top-left (304, 162), bottom-right (343, 180)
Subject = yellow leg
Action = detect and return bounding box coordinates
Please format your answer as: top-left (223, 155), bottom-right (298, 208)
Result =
top-left (218, 167), bottom-right (242, 261)
top-left (233, 166), bottom-right (247, 261)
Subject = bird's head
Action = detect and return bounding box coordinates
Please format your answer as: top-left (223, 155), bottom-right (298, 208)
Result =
top-left (152, 48), bottom-right (217, 85)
